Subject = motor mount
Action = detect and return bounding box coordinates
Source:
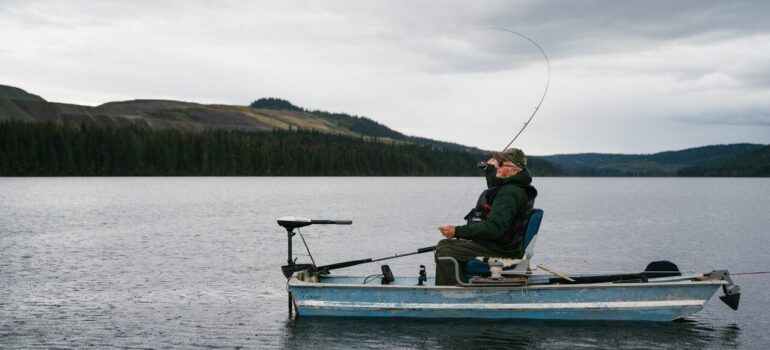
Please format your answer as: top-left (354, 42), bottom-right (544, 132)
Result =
top-left (708, 270), bottom-right (741, 310)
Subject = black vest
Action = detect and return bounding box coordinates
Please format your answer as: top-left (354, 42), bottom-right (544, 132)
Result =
top-left (463, 184), bottom-right (538, 248)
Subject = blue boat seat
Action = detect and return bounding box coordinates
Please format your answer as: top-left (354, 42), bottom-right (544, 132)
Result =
top-left (464, 209), bottom-right (544, 276)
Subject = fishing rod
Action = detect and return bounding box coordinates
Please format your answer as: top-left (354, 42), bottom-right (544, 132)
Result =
top-left (491, 27), bottom-right (551, 151)
top-left (282, 245), bottom-right (437, 277)
top-left (278, 216), bottom-right (438, 277)
top-left (452, 28), bottom-right (551, 224)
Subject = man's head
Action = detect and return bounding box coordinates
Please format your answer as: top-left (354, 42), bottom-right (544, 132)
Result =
top-left (493, 148), bottom-right (527, 168)
top-left (489, 148), bottom-right (527, 178)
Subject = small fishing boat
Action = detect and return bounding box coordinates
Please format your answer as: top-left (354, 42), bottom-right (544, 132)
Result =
top-left (277, 212), bottom-right (741, 322)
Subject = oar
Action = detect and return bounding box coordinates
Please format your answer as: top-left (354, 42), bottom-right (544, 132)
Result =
top-left (283, 245), bottom-right (437, 276)
top-left (537, 264), bottom-right (575, 283)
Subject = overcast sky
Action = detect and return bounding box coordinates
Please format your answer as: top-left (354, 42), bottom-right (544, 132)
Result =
top-left (2, 0), bottom-right (769, 154)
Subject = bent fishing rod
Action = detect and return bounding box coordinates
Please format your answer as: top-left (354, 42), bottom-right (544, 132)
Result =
top-left (491, 27), bottom-right (551, 151)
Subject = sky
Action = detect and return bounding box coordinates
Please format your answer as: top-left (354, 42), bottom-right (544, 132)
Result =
top-left (2, 0), bottom-right (770, 155)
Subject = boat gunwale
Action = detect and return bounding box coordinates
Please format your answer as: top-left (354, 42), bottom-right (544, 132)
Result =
top-left (288, 275), bottom-right (726, 292)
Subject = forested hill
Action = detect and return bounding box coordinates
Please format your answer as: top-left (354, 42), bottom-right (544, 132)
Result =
top-left (676, 145), bottom-right (770, 176)
top-left (0, 120), bottom-right (558, 176)
top-left (2, 84), bottom-right (768, 177)
top-left (0, 84), bottom-right (562, 176)
top-left (0, 84), bottom-right (481, 153)
top-left (539, 144), bottom-right (770, 176)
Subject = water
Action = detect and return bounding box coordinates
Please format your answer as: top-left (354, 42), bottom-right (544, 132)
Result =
top-left (1, 177), bottom-right (768, 349)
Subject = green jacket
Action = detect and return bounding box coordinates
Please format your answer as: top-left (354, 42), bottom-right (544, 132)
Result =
top-left (455, 166), bottom-right (534, 257)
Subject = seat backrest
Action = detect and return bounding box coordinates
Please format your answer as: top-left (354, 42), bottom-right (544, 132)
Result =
top-left (523, 209), bottom-right (544, 257)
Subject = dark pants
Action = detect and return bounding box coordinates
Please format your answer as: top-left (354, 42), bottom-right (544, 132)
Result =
top-left (434, 239), bottom-right (502, 286)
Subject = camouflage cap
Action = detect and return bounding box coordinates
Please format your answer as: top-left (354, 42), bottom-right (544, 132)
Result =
top-left (493, 147), bottom-right (527, 168)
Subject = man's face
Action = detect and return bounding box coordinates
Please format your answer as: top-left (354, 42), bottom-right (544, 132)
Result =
top-left (487, 157), bottom-right (523, 178)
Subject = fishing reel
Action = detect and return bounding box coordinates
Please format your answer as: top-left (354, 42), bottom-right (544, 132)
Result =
top-left (417, 265), bottom-right (427, 286)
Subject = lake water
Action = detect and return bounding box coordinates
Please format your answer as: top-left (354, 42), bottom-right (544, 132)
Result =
top-left (1, 177), bottom-right (769, 349)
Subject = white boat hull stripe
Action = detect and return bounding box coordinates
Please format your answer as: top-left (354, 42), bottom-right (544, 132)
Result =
top-left (297, 300), bottom-right (706, 311)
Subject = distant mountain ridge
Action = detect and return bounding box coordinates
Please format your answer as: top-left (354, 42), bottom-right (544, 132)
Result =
top-left (1, 84), bottom-right (568, 176)
top-left (1, 84), bottom-right (768, 176)
top-left (540, 144), bottom-right (770, 176)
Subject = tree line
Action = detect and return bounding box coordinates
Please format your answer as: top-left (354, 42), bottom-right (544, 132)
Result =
top-left (0, 120), bottom-right (498, 176)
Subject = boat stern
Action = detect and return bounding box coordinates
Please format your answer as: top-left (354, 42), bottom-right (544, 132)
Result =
top-left (705, 270), bottom-right (741, 310)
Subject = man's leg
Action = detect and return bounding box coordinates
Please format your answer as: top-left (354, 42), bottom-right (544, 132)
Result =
top-left (434, 239), bottom-right (500, 286)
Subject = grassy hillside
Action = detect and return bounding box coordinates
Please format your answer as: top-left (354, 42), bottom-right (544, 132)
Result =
top-left (0, 86), bottom-right (486, 153)
top-left (0, 85), bottom-right (45, 101)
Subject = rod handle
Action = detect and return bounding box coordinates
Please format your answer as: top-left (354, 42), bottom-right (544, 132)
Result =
top-left (317, 258), bottom-right (373, 272)
top-left (417, 245), bottom-right (437, 254)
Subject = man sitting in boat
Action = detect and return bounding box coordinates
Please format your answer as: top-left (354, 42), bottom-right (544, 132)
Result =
top-left (436, 147), bottom-right (538, 285)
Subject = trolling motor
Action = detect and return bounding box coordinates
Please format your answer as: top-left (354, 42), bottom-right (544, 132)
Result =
top-left (278, 216), bottom-right (352, 317)
top-left (278, 216), bottom-right (437, 316)
top-left (279, 215), bottom-right (437, 278)
top-left (278, 216), bottom-right (352, 278)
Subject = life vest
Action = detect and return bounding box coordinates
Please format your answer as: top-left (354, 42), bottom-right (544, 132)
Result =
top-left (463, 184), bottom-right (538, 248)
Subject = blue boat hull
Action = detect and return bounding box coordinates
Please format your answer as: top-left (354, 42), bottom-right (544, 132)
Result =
top-left (289, 276), bottom-right (724, 321)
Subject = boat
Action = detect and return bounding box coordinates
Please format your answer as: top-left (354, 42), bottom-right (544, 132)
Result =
top-left (277, 211), bottom-right (741, 322)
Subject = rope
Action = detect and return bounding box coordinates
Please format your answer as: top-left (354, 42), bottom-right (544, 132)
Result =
top-left (528, 269), bottom-right (770, 277)
top-left (731, 271), bottom-right (770, 276)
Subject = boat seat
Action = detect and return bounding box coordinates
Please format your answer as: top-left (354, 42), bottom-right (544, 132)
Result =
top-left (464, 209), bottom-right (544, 276)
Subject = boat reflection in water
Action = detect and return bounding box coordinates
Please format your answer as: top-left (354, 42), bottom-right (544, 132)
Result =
top-left (282, 317), bottom-right (741, 349)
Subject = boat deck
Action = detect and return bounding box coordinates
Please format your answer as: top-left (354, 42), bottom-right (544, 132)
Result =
top-left (306, 271), bottom-right (721, 289)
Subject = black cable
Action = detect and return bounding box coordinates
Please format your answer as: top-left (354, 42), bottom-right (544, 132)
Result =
top-left (296, 228), bottom-right (316, 266)
top-left (363, 274), bottom-right (384, 284)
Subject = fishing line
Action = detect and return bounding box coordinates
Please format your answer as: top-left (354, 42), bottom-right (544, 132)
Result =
top-left (442, 28), bottom-right (551, 225)
top-left (730, 271), bottom-right (770, 276)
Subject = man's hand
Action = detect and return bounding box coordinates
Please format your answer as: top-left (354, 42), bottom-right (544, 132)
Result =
top-left (438, 225), bottom-right (456, 238)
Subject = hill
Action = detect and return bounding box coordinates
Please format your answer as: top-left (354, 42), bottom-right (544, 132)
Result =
top-left (0, 85), bottom-right (45, 101)
top-left (540, 144), bottom-right (768, 176)
top-left (0, 84), bottom-right (564, 176)
top-left (0, 120), bottom-right (490, 176)
top-left (0, 85), bottom-right (484, 152)
top-left (677, 145), bottom-right (770, 176)
top-left (3, 84), bottom-right (767, 177)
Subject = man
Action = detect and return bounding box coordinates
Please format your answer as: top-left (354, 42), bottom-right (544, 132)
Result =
top-left (435, 147), bottom-right (538, 286)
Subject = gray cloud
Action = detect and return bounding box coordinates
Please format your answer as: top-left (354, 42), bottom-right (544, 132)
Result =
top-left (671, 108), bottom-right (770, 127)
top-left (1, 0), bottom-right (769, 154)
